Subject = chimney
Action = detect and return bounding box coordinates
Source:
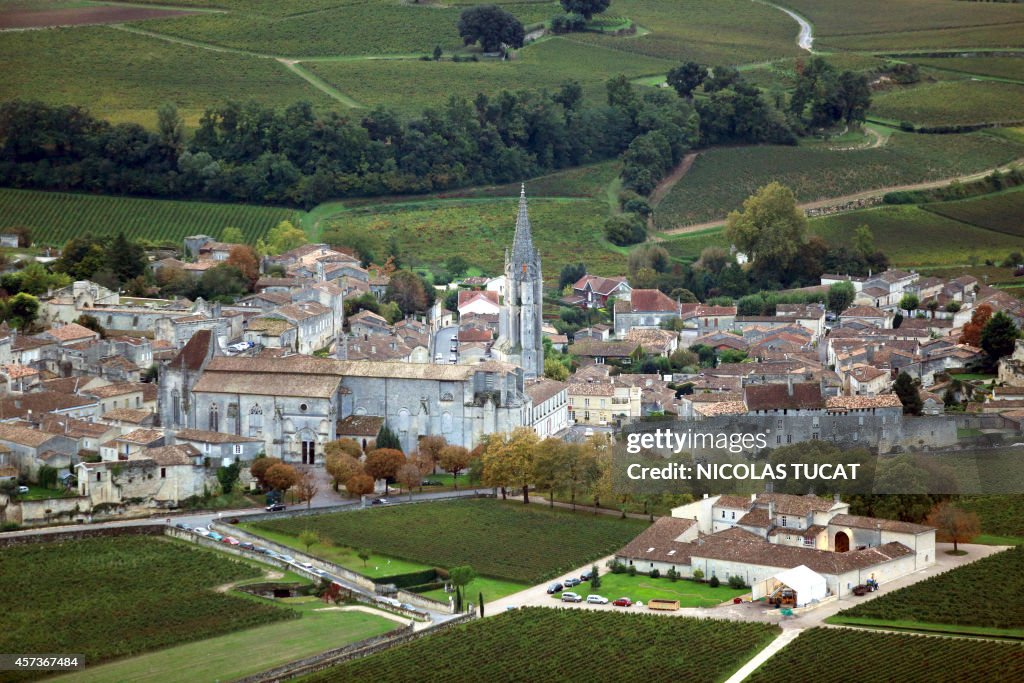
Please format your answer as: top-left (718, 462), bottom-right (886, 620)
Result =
top-left (786, 375), bottom-right (793, 397)
top-left (750, 493), bottom-right (756, 502)
top-left (833, 493), bottom-right (842, 504)
top-left (767, 501), bottom-right (775, 521)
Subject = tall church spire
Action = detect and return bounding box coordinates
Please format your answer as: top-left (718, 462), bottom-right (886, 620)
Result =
top-left (511, 183), bottom-right (535, 264)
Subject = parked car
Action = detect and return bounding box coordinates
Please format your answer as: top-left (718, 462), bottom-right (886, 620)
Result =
top-left (561, 592), bottom-right (582, 603)
top-left (300, 562), bottom-right (314, 570)
top-left (371, 498), bottom-right (389, 505)
top-left (563, 577), bottom-right (581, 588)
top-left (280, 555), bottom-right (295, 564)
top-left (208, 532), bottom-right (224, 542)
top-left (612, 597), bottom-right (633, 607)
top-left (546, 582), bottom-right (564, 594)
top-left (434, 353), bottom-right (444, 362)
top-left (380, 597), bottom-right (402, 608)
top-left (586, 595), bottom-right (609, 605)
top-left (421, 479), bottom-right (443, 487)
top-left (579, 570), bottom-right (594, 581)
top-left (239, 542), bottom-right (254, 550)
top-left (222, 536), bottom-right (240, 545)
top-left (17, 485), bottom-right (29, 494)
top-left (175, 523), bottom-right (191, 531)
top-left (194, 527), bottom-right (211, 536)
top-left (266, 503), bottom-right (286, 512)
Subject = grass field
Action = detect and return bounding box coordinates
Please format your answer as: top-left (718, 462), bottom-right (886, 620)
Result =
top-left (553, 572), bottom-right (747, 607)
top-left (297, 608), bottom-right (780, 683)
top-left (136, 1), bottom-right (555, 58)
top-left (0, 536), bottom-right (293, 680)
top-left (870, 80), bottom-right (1024, 127)
top-left (0, 188), bottom-right (296, 247)
top-left (249, 499), bottom-right (650, 584)
top-left (922, 187), bottom-right (1024, 237)
top-left (745, 628), bottom-right (1024, 683)
top-left (653, 131), bottom-right (1024, 229)
top-left (55, 602), bottom-right (396, 683)
top-left (809, 204), bottom-right (1024, 266)
top-left (831, 546), bottom-right (1024, 632)
top-left (304, 38), bottom-right (676, 115)
top-left (0, 25), bottom-right (338, 127)
top-left (912, 56), bottom-right (1024, 82)
top-left (778, 0), bottom-right (1024, 50)
top-left (318, 197), bottom-right (623, 283)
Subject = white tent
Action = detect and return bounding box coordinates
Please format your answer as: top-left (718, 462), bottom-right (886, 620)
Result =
top-left (755, 565), bottom-right (827, 607)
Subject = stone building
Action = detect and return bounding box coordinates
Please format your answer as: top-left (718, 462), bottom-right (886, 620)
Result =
top-left (495, 187), bottom-right (544, 380)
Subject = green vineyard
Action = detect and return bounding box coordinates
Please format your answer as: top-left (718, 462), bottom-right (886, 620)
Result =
top-left (745, 628), bottom-right (1024, 683)
top-left (299, 608), bottom-right (780, 683)
top-left (0, 188), bottom-right (297, 247)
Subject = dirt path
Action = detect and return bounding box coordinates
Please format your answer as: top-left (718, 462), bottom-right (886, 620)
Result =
top-left (278, 59), bottom-right (363, 108)
top-left (314, 605), bottom-right (413, 626)
top-left (657, 155), bottom-right (1024, 237)
top-left (214, 568), bottom-right (284, 594)
top-left (755, 1), bottom-right (814, 52)
top-left (650, 153), bottom-right (698, 208)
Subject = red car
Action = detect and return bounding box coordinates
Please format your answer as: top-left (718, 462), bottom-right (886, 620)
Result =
top-left (612, 597), bottom-right (633, 607)
top-left (222, 536), bottom-right (240, 546)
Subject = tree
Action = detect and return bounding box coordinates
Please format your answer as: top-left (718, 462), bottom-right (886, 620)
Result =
top-left (226, 245), bottom-right (260, 286)
top-left (724, 182), bottom-right (807, 273)
top-left (75, 314), bottom-right (107, 339)
top-left (449, 565), bottom-right (477, 612)
top-left (156, 103), bottom-right (185, 153)
top-left (604, 214), bottom-right (646, 246)
top-left (346, 473), bottom-right (375, 497)
top-left (960, 304), bottom-right (993, 347)
top-left (564, 442), bottom-right (600, 511)
top-left (294, 467), bottom-right (319, 509)
top-left (375, 423), bottom-right (403, 452)
top-left (432, 45), bottom-right (443, 61)
top-left (827, 281), bottom-right (855, 315)
top-left (457, 5), bottom-right (525, 53)
top-left (544, 358), bottom-right (569, 381)
top-left (893, 372), bottom-right (922, 416)
top-left (445, 255), bottom-right (469, 277)
top-left (925, 299), bottom-right (940, 319)
top-left (481, 427), bottom-right (539, 503)
top-left (666, 61), bottom-right (708, 99)
top-left (257, 220), bottom-right (306, 256)
top-left (298, 529), bottom-right (319, 553)
top-left (357, 548), bottom-right (370, 567)
top-left (105, 232), bottom-right (147, 284)
top-left (385, 270), bottom-right (430, 316)
top-left (216, 461), bottom-right (241, 494)
top-left (558, 262), bottom-right (587, 290)
top-left (926, 502), bottom-right (980, 553)
top-left (396, 463), bottom-right (421, 501)
top-left (221, 226), bottom-right (244, 243)
top-left (438, 445), bottom-right (472, 488)
top-left (264, 462), bottom-right (299, 495)
top-left (325, 438), bottom-right (363, 459)
top-left (898, 293), bottom-right (919, 315)
top-left (853, 225), bottom-right (875, 259)
top-left (416, 435), bottom-right (447, 474)
top-left (560, 0), bottom-right (610, 20)
top-left (325, 452), bottom-right (363, 492)
top-left (250, 456), bottom-right (282, 489)
top-left (531, 438), bottom-right (566, 507)
top-left (364, 448), bottom-right (406, 493)
top-left (981, 310), bottom-right (1018, 369)
top-left (590, 564), bottom-right (601, 589)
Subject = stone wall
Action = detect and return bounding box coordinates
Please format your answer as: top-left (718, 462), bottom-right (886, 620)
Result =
top-left (0, 522), bottom-right (164, 548)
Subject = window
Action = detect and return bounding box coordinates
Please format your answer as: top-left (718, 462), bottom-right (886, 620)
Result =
top-left (777, 419), bottom-right (783, 428)
top-left (172, 391), bottom-right (181, 427)
top-left (721, 510), bottom-right (726, 518)
top-left (812, 432), bottom-right (818, 440)
top-left (299, 403), bottom-right (308, 412)
top-left (249, 404), bottom-right (263, 436)
top-left (731, 511), bottom-right (735, 520)
top-left (233, 444), bottom-right (243, 455)
top-left (96, 471), bottom-right (101, 482)
top-left (209, 404), bottom-right (220, 432)
top-left (776, 435), bottom-right (781, 444)
top-left (786, 434), bottom-right (792, 443)
top-left (781, 515), bottom-right (788, 527)
top-left (160, 467), bottom-right (166, 479)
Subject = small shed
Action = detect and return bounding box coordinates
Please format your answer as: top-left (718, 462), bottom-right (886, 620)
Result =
top-left (753, 565), bottom-right (827, 607)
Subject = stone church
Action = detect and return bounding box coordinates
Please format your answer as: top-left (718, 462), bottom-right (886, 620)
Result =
top-left (495, 186), bottom-right (545, 380)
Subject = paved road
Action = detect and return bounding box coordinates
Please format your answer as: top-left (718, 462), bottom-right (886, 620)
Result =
top-left (434, 325), bottom-right (458, 364)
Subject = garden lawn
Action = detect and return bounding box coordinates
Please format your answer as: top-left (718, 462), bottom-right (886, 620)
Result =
top-left (296, 608), bottom-right (780, 683)
top-left (831, 546), bottom-right (1024, 633)
top-left (235, 523), bottom-right (434, 579)
top-left (420, 575), bottom-right (528, 605)
top-left (744, 628), bottom-right (1024, 683)
top-left (653, 131), bottom-right (1024, 229)
top-left (54, 606), bottom-right (396, 683)
top-left (0, 536), bottom-right (293, 681)
top-left (0, 188), bottom-right (296, 247)
top-left (553, 572), bottom-right (747, 607)
top-left (870, 80), bottom-right (1024, 127)
top-left (0, 25), bottom-right (337, 127)
top-left (249, 499), bottom-right (650, 584)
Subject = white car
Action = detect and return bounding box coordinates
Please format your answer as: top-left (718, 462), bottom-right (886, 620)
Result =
top-left (17, 485), bottom-right (29, 494)
top-left (434, 353), bottom-right (444, 362)
top-left (300, 562), bottom-right (314, 570)
top-left (194, 527), bottom-right (211, 536)
top-left (586, 595), bottom-right (609, 604)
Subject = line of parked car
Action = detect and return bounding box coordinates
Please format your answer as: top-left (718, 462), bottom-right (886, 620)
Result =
top-left (544, 570), bottom-right (634, 607)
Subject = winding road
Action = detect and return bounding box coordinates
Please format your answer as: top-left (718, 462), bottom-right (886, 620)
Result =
top-left (758, 1), bottom-right (814, 52)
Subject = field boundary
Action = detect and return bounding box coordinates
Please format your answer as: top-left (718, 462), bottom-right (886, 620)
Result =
top-left (824, 617), bottom-right (1024, 642)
